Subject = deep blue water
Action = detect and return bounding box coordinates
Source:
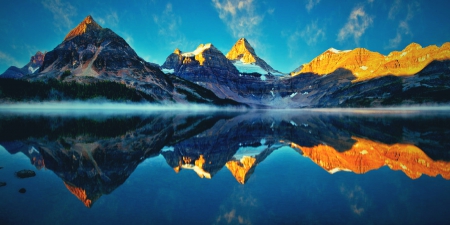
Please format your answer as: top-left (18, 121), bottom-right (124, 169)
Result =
top-left (0, 108), bottom-right (450, 225)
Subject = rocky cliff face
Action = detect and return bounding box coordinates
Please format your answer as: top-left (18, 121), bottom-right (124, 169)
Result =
top-left (293, 43), bottom-right (450, 81)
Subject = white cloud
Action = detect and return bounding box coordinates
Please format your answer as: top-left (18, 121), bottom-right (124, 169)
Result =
top-left (153, 3), bottom-right (182, 36)
top-left (337, 6), bottom-right (373, 44)
top-left (42, 0), bottom-right (77, 33)
top-left (305, 0), bottom-right (321, 12)
top-left (212, 0), bottom-right (263, 40)
top-left (301, 20), bottom-right (325, 46)
top-left (286, 30), bottom-right (301, 58)
top-left (94, 11), bottom-right (119, 27)
top-left (388, 0), bottom-right (401, 20)
top-left (386, 1), bottom-right (419, 49)
top-left (152, 3), bottom-right (193, 51)
top-left (0, 51), bottom-right (22, 67)
top-left (286, 20), bottom-right (325, 58)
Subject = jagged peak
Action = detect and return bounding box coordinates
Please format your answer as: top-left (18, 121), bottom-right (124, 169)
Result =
top-left (404, 42), bottom-right (423, 51)
top-left (226, 38), bottom-right (256, 59)
top-left (181, 43), bottom-right (214, 57)
top-left (64, 15), bottom-right (102, 41)
top-left (226, 38), bottom-right (258, 64)
top-left (174, 48), bottom-right (181, 55)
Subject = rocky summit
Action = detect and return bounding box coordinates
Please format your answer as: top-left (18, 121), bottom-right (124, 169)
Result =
top-left (226, 38), bottom-right (282, 75)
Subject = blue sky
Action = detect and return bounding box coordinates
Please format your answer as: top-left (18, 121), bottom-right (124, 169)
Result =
top-left (1, 0), bottom-right (450, 74)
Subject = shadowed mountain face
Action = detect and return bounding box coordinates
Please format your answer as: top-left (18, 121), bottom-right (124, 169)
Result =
top-left (0, 16), bottom-right (243, 106)
top-left (1, 110), bottom-right (449, 207)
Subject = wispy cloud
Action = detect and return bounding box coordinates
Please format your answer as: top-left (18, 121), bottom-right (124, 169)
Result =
top-left (153, 3), bottom-right (182, 36)
top-left (337, 6), bottom-right (373, 44)
top-left (94, 11), bottom-right (119, 27)
top-left (386, 1), bottom-right (420, 49)
top-left (0, 51), bottom-right (22, 67)
top-left (152, 3), bottom-right (194, 51)
top-left (42, 0), bottom-right (77, 33)
top-left (212, 0), bottom-right (264, 40)
top-left (301, 20), bottom-right (325, 46)
top-left (286, 20), bottom-right (325, 57)
top-left (388, 0), bottom-right (402, 20)
top-left (305, 0), bottom-right (321, 12)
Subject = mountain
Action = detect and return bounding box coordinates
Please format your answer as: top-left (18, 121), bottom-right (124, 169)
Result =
top-left (292, 43), bottom-right (450, 81)
top-left (0, 15), bottom-right (242, 106)
top-left (2, 14), bottom-right (450, 107)
top-left (226, 38), bottom-right (283, 75)
top-left (161, 43), bottom-right (243, 99)
top-left (162, 38), bottom-right (450, 107)
top-left (0, 51), bottom-right (45, 78)
top-left (291, 137), bottom-right (450, 179)
top-left (2, 111), bottom-right (449, 207)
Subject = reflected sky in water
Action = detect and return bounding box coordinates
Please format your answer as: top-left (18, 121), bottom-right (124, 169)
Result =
top-left (0, 108), bottom-right (449, 225)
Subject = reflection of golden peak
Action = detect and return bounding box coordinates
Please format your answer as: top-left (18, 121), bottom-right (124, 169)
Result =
top-left (291, 137), bottom-right (450, 180)
top-left (64, 182), bottom-right (95, 208)
top-left (226, 156), bottom-right (257, 184)
top-left (173, 155), bottom-right (212, 179)
top-left (195, 155), bottom-right (206, 168)
top-left (292, 42), bottom-right (450, 82)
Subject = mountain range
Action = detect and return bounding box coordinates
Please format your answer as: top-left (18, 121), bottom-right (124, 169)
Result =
top-left (1, 15), bottom-right (450, 108)
top-left (2, 111), bottom-right (449, 207)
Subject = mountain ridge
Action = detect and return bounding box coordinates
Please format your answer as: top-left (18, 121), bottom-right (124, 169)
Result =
top-left (2, 15), bottom-right (450, 108)
top-left (293, 42), bottom-right (450, 82)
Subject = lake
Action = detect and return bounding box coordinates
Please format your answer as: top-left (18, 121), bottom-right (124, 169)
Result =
top-left (1, 106), bottom-right (450, 225)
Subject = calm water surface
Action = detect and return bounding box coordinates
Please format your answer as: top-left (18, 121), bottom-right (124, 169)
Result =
top-left (0, 108), bottom-right (449, 225)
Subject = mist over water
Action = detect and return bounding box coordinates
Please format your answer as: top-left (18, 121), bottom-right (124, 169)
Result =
top-left (0, 101), bottom-right (248, 116)
top-left (1, 101), bottom-right (450, 116)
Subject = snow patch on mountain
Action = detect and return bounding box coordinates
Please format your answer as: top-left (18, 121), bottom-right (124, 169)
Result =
top-left (162, 68), bottom-right (174, 74)
top-left (329, 48), bottom-right (351, 54)
top-left (181, 43), bottom-right (212, 57)
top-left (233, 60), bottom-right (267, 74)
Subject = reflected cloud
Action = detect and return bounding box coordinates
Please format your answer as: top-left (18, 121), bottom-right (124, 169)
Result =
top-left (340, 184), bottom-right (370, 216)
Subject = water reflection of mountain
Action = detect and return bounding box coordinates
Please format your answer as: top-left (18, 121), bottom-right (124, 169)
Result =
top-left (1, 110), bottom-right (449, 207)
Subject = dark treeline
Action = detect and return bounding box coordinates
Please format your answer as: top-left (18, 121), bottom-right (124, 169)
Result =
top-left (0, 78), bottom-right (155, 102)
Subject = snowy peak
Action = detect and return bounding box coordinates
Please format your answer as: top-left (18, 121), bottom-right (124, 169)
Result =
top-left (226, 38), bottom-right (257, 63)
top-left (64, 15), bottom-right (102, 41)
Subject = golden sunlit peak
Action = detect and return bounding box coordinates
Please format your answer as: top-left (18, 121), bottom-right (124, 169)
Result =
top-left (292, 41), bottom-right (450, 82)
top-left (226, 37), bottom-right (257, 63)
top-left (64, 15), bottom-right (102, 41)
